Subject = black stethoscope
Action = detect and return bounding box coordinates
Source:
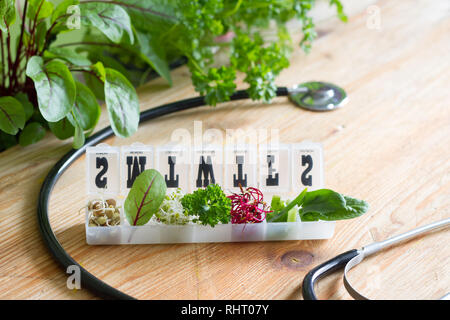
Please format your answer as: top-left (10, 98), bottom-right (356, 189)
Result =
top-left (42, 81), bottom-right (449, 300)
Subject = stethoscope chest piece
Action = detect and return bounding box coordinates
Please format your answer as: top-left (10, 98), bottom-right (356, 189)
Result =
top-left (289, 81), bottom-right (347, 111)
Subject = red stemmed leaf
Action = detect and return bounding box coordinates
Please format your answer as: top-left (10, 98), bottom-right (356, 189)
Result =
top-left (124, 169), bottom-right (166, 226)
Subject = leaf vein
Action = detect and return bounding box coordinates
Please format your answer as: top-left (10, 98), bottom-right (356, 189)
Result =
top-left (132, 175), bottom-right (156, 226)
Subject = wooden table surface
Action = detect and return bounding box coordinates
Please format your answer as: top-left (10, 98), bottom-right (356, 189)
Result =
top-left (1, 0), bottom-right (449, 300)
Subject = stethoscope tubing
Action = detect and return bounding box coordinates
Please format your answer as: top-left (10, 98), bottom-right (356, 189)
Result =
top-left (37, 88), bottom-right (289, 299)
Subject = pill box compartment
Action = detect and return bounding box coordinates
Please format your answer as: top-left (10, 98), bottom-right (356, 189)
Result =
top-left (86, 202), bottom-right (335, 245)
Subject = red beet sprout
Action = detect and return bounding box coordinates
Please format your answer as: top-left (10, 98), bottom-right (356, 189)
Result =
top-left (228, 185), bottom-right (272, 224)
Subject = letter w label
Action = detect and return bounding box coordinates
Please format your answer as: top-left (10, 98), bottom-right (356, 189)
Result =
top-left (126, 156), bottom-right (146, 188)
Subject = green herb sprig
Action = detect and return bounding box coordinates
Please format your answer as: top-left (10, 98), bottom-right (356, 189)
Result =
top-left (181, 184), bottom-right (231, 227)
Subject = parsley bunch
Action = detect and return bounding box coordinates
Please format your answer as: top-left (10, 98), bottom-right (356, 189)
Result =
top-left (181, 184), bottom-right (231, 227)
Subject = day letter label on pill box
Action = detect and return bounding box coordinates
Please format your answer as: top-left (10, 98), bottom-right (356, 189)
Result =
top-left (156, 146), bottom-right (191, 192)
top-left (224, 144), bottom-right (257, 193)
top-left (120, 144), bottom-right (154, 195)
top-left (87, 145), bottom-right (120, 195)
top-left (258, 144), bottom-right (291, 193)
top-left (192, 145), bottom-right (223, 190)
top-left (291, 143), bottom-right (323, 191)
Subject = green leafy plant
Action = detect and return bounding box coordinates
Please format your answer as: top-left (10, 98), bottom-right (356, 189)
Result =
top-left (268, 188), bottom-right (307, 222)
top-left (124, 169), bottom-right (167, 226)
top-left (0, 0), bottom-right (141, 150)
top-left (267, 188), bottom-right (369, 222)
top-left (298, 189), bottom-right (369, 221)
top-left (0, 0), bottom-right (346, 151)
top-left (181, 184), bottom-right (231, 227)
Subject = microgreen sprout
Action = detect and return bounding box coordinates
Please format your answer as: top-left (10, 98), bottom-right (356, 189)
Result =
top-left (152, 188), bottom-right (197, 225)
top-left (228, 184), bottom-right (271, 224)
top-left (87, 197), bottom-right (121, 227)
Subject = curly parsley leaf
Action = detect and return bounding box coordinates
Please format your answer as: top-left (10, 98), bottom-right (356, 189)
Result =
top-left (181, 184), bottom-right (231, 227)
top-left (191, 66), bottom-right (236, 106)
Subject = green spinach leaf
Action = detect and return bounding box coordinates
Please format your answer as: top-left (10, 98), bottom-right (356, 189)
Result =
top-left (122, 0), bottom-right (175, 30)
top-left (269, 189), bottom-right (368, 222)
top-left (27, 0), bottom-right (54, 21)
top-left (80, 2), bottom-right (134, 44)
top-left (70, 113), bottom-right (85, 149)
top-left (44, 48), bottom-right (92, 66)
top-left (51, 0), bottom-right (79, 23)
top-left (135, 30), bottom-right (172, 85)
top-left (48, 118), bottom-right (75, 140)
top-left (104, 67), bottom-right (139, 138)
top-left (299, 189), bottom-right (369, 221)
top-left (124, 169), bottom-right (167, 226)
top-left (14, 93), bottom-right (34, 122)
top-left (26, 56), bottom-right (76, 122)
top-left (67, 81), bottom-right (100, 131)
top-left (0, 97), bottom-right (25, 135)
top-left (0, 0), bottom-right (16, 32)
top-left (19, 122), bottom-right (46, 146)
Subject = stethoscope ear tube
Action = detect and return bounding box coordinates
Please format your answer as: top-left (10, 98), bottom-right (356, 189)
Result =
top-left (302, 218), bottom-right (450, 300)
top-left (302, 249), bottom-right (360, 300)
top-left (343, 253), bottom-right (369, 300)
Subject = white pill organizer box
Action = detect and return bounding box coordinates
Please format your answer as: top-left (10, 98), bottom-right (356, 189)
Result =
top-left (85, 142), bottom-right (335, 244)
